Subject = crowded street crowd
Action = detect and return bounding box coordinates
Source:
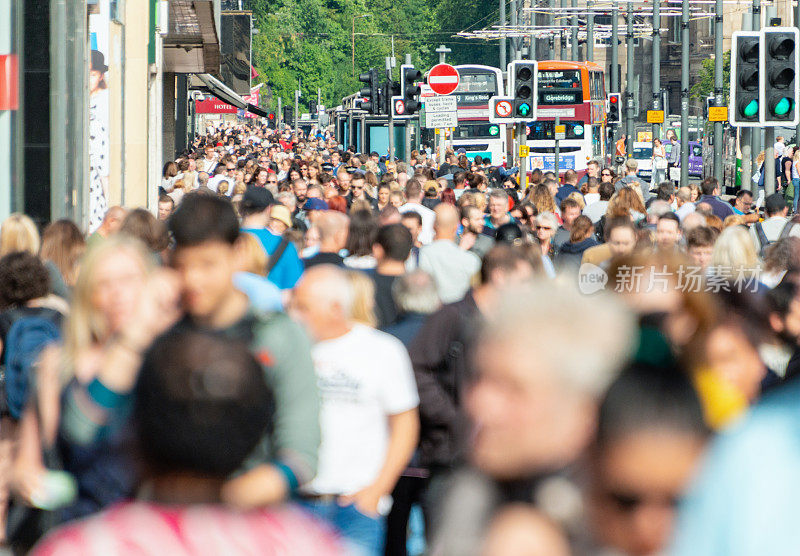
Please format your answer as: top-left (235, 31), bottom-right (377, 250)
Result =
top-left (1, 120), bottom-right (800, 555)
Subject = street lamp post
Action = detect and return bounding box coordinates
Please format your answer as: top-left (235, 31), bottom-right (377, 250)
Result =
top-left (352, 14), bottom-right (371, 77)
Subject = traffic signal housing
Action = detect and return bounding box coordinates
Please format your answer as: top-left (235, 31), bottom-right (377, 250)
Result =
top-left (730, 31), bottom-right (762, 126)
top-left (401, 64), bottom-right (422, 115)
top-left (761, 27), bottom-right (800, 126)
top-left (607, 93), bottom-right (621, 124)
top-left (359, 68), bottom-right (380, 114)
top-left (309, 100), bottom-right (318, 117)
top-left (283, 106), bottom-right (293, 125)
top-left (509, 61), bottom-right (537, 120)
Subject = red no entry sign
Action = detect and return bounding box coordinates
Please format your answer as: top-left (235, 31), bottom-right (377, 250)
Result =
top-left (394, 99), bottom-right (406, 115)
top-left (428, 64), bottom-right (460, 96)
top-left (495, 100), bottom-right (512, 118)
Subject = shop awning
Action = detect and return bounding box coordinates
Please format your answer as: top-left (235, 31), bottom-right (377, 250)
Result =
top-left (196, 73), bottom-right (267, 117)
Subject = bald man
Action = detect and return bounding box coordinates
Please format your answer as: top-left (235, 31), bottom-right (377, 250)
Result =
top-left (289, 265), bottom-right (419, 553)
top-left (87, 206), bottom-right (128, 248)
top-left (302, 211), bottom-right (349, 268)
top-left (418, 203), bottom-right (481, 303)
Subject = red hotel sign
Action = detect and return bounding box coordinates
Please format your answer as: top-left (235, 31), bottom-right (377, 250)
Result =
top-left (195, 97), bottom-right (238, 114)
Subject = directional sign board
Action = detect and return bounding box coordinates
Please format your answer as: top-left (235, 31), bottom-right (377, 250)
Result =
top-left (424, 94), bottom-right (458, 128)
top-left (428, 64), bottom-right (460, 96)
top-left (489, 96), bottom-right (515, 124)
top-left (646, 110), bottom-right (665, 124)
top-left (708, 106), bottom-right (728, 122)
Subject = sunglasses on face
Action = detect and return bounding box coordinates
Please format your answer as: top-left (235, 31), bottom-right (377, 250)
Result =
top-left (606, 490), bottom-right (682, 513)
top-left (536, 226), bottom-right (554, 231)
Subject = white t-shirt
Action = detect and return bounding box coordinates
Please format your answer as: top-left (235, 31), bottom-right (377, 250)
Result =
top-left (399, 202), bottom-right (436, 245)
top-left (307, 324), bottom-right (419, 496)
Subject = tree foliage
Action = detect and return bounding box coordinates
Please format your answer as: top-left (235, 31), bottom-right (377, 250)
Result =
top-left (249, 0), bottom-right (502, 111)
top-left (690, 50), bottom-right (730, 104)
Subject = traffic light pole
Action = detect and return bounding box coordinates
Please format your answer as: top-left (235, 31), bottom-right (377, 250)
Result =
top-left (680, 0), bottom-right (689, 187)
top-left (571, 0), bottom-right (579, 61)
top-left (713, 0), bottom-right (724, 182)
top-left (277, 97), bottom-right (282, 127)
top-left (625, 0), bottom-right (634, 156)
top-left (752, 0), bottom-right (761, 160)
top-left (765, 127), bottom-right (776, 195)
top-left (500, 0), bottom-right (507, 72)
top-left (651, 0), bottom-right (660, 143)
top-left (611, 0), bottom-right (619, 144)
top-left (587, 0), bottom-right (594, 62)
top-left (294, 89), bottom-right (300, 137)
top-left (740, 13), bottom-right (752, 191)
top-left (387, 59), bottom-right (394, 161)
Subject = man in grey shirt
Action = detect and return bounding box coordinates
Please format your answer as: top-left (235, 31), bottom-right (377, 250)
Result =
top-left (458, 205), bottom-right (495, 259)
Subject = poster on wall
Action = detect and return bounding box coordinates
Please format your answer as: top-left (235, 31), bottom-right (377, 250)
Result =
top-left (88, 0), bottom-right (110, 233)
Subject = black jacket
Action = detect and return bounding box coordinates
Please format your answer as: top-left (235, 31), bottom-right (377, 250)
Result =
top-left (409, 292), bottom-right (482, 469)
top-left (555, 237), bottom-right (600, 272)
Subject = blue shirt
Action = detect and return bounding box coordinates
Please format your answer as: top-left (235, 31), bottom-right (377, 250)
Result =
top-left (241, 228), bottom-right (304, 290)
top-left (233, 272), bottom-right (283, 313)
top-left (555, 184), bottom-right (581, 204)
top-left (671, 378), bottom-right (800, 555)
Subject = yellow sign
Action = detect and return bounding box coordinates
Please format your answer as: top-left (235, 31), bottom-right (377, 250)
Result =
top-left (637, 131), bottom-right (653, 143)
top-left (519, 145), bottom-right (530, 157)
top-left (708, 106), bottom-right (728, 122)
top-left (646, 110), bottom-right (665, 124)
top-left (554, 124), bottom-right (566, 134)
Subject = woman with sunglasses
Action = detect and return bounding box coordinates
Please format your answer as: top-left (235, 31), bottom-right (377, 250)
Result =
top-left (601, 168), bottom-right (617, 184)
top-left (535, 212), bottom-right (559, 278)
top-left (588, 364), bottom-right (709, 556)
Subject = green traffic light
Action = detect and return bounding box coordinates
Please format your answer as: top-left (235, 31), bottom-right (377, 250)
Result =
top-left (774, 97), bottom-right (793, 116)
top-left (517, 102), bottom-right (531, 117)
top-left (743, 99), bottom-right (759, 118)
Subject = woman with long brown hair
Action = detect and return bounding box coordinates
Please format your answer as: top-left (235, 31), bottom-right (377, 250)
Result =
top-left (40, 220), bottom-right (86, 289)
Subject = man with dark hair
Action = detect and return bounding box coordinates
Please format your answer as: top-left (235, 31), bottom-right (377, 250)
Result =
top-left (459, 205), bottom-right (495, 259)
top-left (409, 244), bottom-right (538, 530)
top-left (556, 169), bottom-right (581, 204)
top-left (751, 192), bottom-right (800, 254)
top-left (34, 330), bottom-right (339, 555)
top-left (399, 179), bottom-right (435, 245)
top-left (697, 177), bottom-right (734, 220)
top-left (157, 195), bottom-right (174, 221)
top-left (656, 212), bottom-right (682, 253)
top-left (371, 224), bottom-right (414, 328)
top-left (732, 189), bottom-right (759, 224)
top-left (346, 173), bottom-right (378, 211)
top-left (685, 226), bottom-right (718, 270)
top-left (553, 197), bottom-right (583, 251)
top-left (656, 181), bottom-right (676, 203)
top-left (238, 188), bottom-right (304, 289)
top-left (168, 194), bottom-right (321, 511)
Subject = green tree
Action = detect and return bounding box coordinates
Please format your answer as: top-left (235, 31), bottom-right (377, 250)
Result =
top-left (691, 50), bottom-right (730, 104)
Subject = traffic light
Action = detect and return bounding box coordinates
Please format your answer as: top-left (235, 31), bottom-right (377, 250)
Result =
top-left (730, 31), bottom-right (762, 126)
top-left (607, 93), bottom-right (621, 124)
top-left (283, 106), bottom-right (293, 125)
top-left (309, 99), bottom-right (318, 117)
top-left (509, 61), bottom-right (537, 120)
top-left (761, 27), bottom-right (800, 126)
top-left (267, 112), bottom-right (276, 127)
top-left (384, 80), bottom-right (400, 115)
top-left (359, 68), bottom-right (379, 114)
top-left (401, 64), bottom-right (422, 115)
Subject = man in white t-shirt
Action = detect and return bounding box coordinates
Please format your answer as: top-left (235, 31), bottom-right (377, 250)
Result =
top-left (290, 265), bottom-right (420, 555)
top-left (399, 179), bottom-right (436, 245)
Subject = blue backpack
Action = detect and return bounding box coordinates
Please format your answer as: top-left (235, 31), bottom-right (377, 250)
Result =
top-left (3, 316), bottom-right (61, 419)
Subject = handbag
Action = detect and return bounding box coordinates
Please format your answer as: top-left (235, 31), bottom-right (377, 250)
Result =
top-left (655, 158), bottom-right (668, 170)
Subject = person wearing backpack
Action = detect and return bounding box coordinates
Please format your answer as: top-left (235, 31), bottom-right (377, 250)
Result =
top-left (750, 193), bottom-right (800, 257)
top-left (0, 252), bottom-right (65, 544)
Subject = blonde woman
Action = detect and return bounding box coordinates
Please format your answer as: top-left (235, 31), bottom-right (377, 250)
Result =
top-left (710, 225), bottom-right (761, 279)
top-left (1, 213), bottom-right (71, 300)
top-left (344, 269), bottom-right (377, 327)
top-left (530, 184), bottom-right (557, 216)
top-left (11, 236), bottom-right (180, 526)
top-left (0, 213), bottom-right (40, 256)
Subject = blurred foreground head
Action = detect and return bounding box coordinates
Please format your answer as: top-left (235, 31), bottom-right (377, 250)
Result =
top-left (135, 329), bottom-right (273, 477)
top-left (468, 280), bottom-right (635, 479)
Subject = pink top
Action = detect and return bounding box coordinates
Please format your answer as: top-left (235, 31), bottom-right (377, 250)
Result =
top-left (32, 501), bottom-right (343, 556)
